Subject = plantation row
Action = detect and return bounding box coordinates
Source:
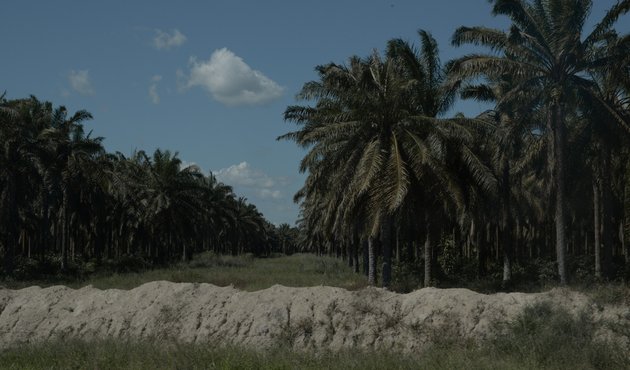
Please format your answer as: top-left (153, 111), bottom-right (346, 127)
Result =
top-left (0, 95), bottom-right (299, 278)
top-left (2, 0), bottom-right (630, 291)
top-left (280, 0), bottom-right (630, 288)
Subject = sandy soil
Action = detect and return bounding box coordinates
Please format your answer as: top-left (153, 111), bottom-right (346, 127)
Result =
top-left (0, 282), bottom-right (628, 351)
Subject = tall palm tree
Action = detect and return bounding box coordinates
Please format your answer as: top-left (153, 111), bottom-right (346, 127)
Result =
top-left (450, 0), bottom-right (630, 284)
top-left (388, 31), bottom-right (498, 286)
top-left (0, 97), bottom-right (26, 274)
top-left (583, 36), bottom-right (630, 278)
top-left (39, 108), bottom-right (103, 270)
top-left (282, 53), bottom-right (411, 288)
top-left (283, 33), bottom-right (494, 288)
top-left (458, 75), bottom-right (544, 286)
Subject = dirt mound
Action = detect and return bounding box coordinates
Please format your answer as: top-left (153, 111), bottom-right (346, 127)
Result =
top-left (0, 282), bottom-right (628, 351)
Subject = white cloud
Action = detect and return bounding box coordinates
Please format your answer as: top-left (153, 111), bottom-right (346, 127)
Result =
top-left (184, 48), bottom-right (284, 106)
top-left (258, 189), bottom-right (282, 200)
top-left (214, 162), bottom-right (299, 225)
top-left (68, 70), bottom-right (94, 96)
top-left (214, 162), bottom-right (275, 188)
top-left (148, 75), bottom-right (162, 104)
top-left (153, 29), bottom-right (187, 50)
top-left (180, 160), bottom-right (202, 172)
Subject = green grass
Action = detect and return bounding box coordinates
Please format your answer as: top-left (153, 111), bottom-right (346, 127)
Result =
top-left (1, 302), bottom-right (628, 370)
top-left (575, 282), bottom-right (630, 307)
top-left (0, 340), bottom-right (614, 370)
top-left (1, 253), bottom-right (368, 291)
top-left (0, 341), bottom-right (418, 370)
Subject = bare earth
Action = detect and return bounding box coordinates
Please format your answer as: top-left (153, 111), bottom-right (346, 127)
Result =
top-left (0, 282), bottom-right (628, 352)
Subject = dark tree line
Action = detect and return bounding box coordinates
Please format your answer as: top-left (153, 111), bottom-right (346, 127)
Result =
top-left (281, 0), bottom-right (630, 289)
top-left (2, 0), bottom-right (629, 292)
top-left (0, 94), bottom-right (290, 278)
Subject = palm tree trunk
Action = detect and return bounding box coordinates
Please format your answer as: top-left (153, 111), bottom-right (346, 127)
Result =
top-left (353, 239), bottom-right (360, 274)
top-left (625, 180), bottom-right (630, 264)
top-left (601, 147), bottom-right (614, 279)
top-left (2, 177), bottom-right (16, 276)
top-left (395, 231), bottom-right (400, 263)
top-left (362, 238), bottom-right (369, 277)
top-left (621, 222), bottom-right (627, 264)
top-left (61, 190), bottom-right (68, 271)
top-left (347, 242), bottom-right (352, 267)
top-left (593, 178), bottom-right (602, 278)
top-left (551, 104), bottom-right (568, 284)
top-left (368, 235), bottom-right (377, 286)
top-left (424, 215), bottom-right (432, 287)
top-left (501, 158), bottom-right (512, 287)
top-left (381, 216), bottom-right (392, 289)
top-left (424, 229), bottom-right (432, 287)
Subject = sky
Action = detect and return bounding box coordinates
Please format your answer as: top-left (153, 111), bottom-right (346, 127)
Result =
top-left (2, 1), bottom-right (628, 225)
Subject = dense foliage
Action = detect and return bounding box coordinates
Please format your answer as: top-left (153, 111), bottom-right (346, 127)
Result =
top-left (0, 95), bottom-right (297, 279)
top-left (281, 0), bottom-right (630, 289)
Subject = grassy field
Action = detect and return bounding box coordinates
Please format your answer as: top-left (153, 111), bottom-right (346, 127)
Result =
top-left (0, 253), bottom-right (368, 291)
top-left (3, 253), bottom-right (629, 307)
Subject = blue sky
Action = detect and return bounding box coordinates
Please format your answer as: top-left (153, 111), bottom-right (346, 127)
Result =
top-left (2, 1), bottom-right (627, 225)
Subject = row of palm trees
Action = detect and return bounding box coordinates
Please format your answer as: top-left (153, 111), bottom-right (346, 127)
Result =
top-left (282, 0), bottom-right (630, 288)
top-left (0, 95), bottom-right (281, 277)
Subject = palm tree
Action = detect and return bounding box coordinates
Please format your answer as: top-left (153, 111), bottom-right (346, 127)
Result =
top-left (197, 174), bottom-right (236, 254)
top-left (458, 75), bottom-right (546, 286)
top-left (282, 54), bottom-right (406, 287)
top-left (388, 31), bottom-right (499, 286)
top-left (450, 0), bottom-right (630, 284)
top-left (276, 223), bottom-right (295, 254)
top-left (39, 108), bottom-right (103, 270)
top-left (0, 97), bottom-right (26, 274)
top-left (583, 37), bottom-right (630, 278)
top-left (1, 93), bottom-right (276, 277)
top-left (229, 197), bottom-right (267, 256)
top-left (283, 33), bottom-right (495, 288)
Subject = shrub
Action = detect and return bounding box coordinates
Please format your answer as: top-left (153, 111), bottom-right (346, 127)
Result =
top-left (104, 255), bottom-right (150, 273)
top-left (493, 301), bottom-right (630, 369)
top-left (392, 260), bottom-right (422, 293)
top-left (437, 234), bottom-right (461, 277)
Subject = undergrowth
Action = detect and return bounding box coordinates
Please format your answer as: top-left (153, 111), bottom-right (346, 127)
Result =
top-left (0, 253), bottom-right (368, 292)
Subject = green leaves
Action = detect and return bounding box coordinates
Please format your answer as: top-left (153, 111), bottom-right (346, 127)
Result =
top-left (281, 31), bottom-right (496, 249)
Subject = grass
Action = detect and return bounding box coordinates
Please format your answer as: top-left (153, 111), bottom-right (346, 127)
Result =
top-left (575, 282), bottom-right (630, 307)
top-left (490, 301), bottom-right (630, 369)
top-left (0, 253), bottom-right (368, 291)
top-left (1, 302), bottom-right (628, 370)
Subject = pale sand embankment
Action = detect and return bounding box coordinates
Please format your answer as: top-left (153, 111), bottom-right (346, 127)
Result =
top-left (0, 282), bottom-right (628, 351)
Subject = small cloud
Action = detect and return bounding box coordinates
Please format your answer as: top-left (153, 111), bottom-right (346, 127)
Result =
top-left (153, 29), bottom-right (186, 50)
top-left (258, 189), bottom-right (282, 200)
top-left (215, 162), bottom-right (297, 225)
top-left (180, 160), bottom-right (202, 172)
top-left (214, 161), bottom-right (275, 188)
top-left (68, 70), bottom-right (94, 96)
top-left (183, 48), bottom-right (284, 106)
top-left (148, 75), bottom-right (162, 104)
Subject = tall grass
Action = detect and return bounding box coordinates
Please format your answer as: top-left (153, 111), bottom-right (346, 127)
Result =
top-left (0, 253), bottom-right (368, 291)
